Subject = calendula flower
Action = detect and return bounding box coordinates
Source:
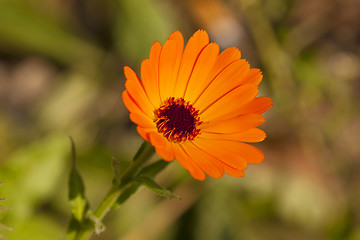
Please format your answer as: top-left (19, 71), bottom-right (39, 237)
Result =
top-left (122, 30), bottom-right (272, 180)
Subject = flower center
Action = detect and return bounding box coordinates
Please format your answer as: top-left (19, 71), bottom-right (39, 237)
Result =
top-left (154, 97), bottom-right (202, 143)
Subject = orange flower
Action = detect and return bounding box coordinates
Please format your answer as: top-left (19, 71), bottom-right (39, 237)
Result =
top-left (122, 30), bottom-right (272, 180)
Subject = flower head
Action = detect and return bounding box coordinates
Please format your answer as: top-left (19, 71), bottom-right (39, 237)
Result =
top-left (122, 30), bottom-right (272, 180)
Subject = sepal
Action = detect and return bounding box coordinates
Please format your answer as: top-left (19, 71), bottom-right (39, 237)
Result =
top-left (135, 176), bottom-right (180, 199)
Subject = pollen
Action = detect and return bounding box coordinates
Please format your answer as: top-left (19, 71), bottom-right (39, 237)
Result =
top-left (154, 97), bottom-right (202, 143)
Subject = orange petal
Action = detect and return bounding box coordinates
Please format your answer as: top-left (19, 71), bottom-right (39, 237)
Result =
top-left (201, 114), bottom-right (265, 134)
top-left (241, 68), bottom-right (263, 86)
top-left (141, 59), bottom-right (161, 108)
top-left (200, 128), bottom-right (266, 142)
top-left (238, 97), bottom-right (273, 115)
top-left (122, 91), bottom-right (151, 119)
top-left (124, 66), bottom-right (154, 117)
top-left (223, 167), bottom-right (245, 178)
top-left (148, 132), bottom-right (175, 161)
top-left (192, 138), bottom-right (248, 170)
top-left (192, 142), bottom-right (247, 178)
top-left (168, 31), bottom-right (184, 95)
top-left (149, 41), bottom-right (162, 71)
top-left (186, 141), bottom-right (244, 178)
top-left (197, 139), bottom-right (264, 164)
top-left (181, 142), bottom-right (224, 178)
top-left (168, 31), bottom-right (184, 53)
top-left (158, 39), bottom-right (177, 101)
top-left (211, 47), bottom-right (241, 72)
top-left (236, 142), bottom-right (265, 164)
top-left (194, 59), bottom-right (250, 110)
top-left (157, 31), bottom-right (184, 101)
top-left (192, 47), bottom-right (241, 104)
top-left (155, 145), bottom-right (175, 162)
top-left (137, 126), bottom-right (153, 142)
top-left (148, 41), bottom-right (162, 104)
top-left (184, 43), bottom-right (220, 103)
top-left (173, 144), bottom-right (206, 181)
top-left (129, 112), bottom-right (155, 128)
top-left (200, 84), bottom-right (258, 122)
top-left (173, 30), bottom-right (209, 98)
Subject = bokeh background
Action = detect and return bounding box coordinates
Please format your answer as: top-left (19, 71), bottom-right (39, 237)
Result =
top-left (1, 0), bottom-right (360, 239)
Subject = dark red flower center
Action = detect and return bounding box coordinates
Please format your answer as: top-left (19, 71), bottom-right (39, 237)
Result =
top-left (154, 97), bottom-right (202, 143)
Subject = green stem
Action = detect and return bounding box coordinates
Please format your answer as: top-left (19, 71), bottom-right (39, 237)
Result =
top-left (74, 141), bottom-right (154, 240)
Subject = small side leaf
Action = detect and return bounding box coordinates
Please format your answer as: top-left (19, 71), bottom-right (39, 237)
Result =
top-left (113, 160), bottom-right (170, 208)
top-left (68, 137), bottom-right (89, 222)
top-left (112, 182), bottom-right (141, 210)
top-left (139, 160), bottom-right (169, 178)
top-left (135, 176), bottom-right (180, 199)
top-left (111, 157), bottom-right (121, 185)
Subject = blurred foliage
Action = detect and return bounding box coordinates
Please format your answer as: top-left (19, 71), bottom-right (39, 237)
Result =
top-left (1, 0), bottom-right (360, 239)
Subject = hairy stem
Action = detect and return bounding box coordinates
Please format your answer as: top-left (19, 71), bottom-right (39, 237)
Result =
top-left (70, 141), bottom-right (155, 240)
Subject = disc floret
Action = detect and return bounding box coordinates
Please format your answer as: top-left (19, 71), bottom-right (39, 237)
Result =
top-left (154, 97), bottom-right (202, 143)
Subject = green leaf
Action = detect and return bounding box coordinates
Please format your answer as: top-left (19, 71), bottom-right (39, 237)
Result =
top-left (66, 215), bottom-right (92, 240)
top-left (139, 160), bottom-right (169, 178)
top-left (111, 157), bottom-right (121, 185)
top-left (65, 217), bottom-right (80, 240)
top-left (112, 160), bottom-right (169, 209)
top-left (68, 137), bottom-right (89, 222)
top-left (112, 182), bottom-right (141, 210)
top-left (135, 176), bottom-right (180, 199)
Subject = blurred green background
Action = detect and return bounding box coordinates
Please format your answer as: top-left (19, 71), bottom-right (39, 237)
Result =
top-left (1, 0), bottom-right (360, 239)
